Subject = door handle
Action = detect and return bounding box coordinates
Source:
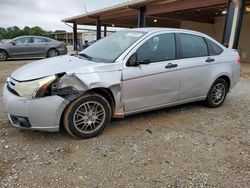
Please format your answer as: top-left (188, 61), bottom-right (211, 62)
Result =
top-left (206, 58), bottom-right (215, 63)
top-left (165, 63), bottom-right (178, 69)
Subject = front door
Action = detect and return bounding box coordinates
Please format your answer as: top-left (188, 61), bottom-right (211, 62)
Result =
top-left (9, 37), bottom-right (33, 57)
top-left (122, 33), bottom-right (181, 113)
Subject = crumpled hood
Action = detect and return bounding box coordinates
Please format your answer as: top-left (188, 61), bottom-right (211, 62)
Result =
top-left (11, 55), bottom-right (120, 81)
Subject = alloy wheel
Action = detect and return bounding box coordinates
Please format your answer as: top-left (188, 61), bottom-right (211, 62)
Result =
top-left (48, 49), bottom-right (58, 57)
top-left (211, 83), bottom-right (226, 105)
top-left (0, 51), bottom-right (7, 61)
top-left (73, 101), bottom-right (105, 134)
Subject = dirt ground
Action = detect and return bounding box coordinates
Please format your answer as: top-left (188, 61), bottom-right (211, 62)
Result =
top-left (0, 58), bottom-right (250, 188)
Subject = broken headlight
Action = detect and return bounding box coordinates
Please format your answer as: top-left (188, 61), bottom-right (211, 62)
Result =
top-left (14, 75), bottom-right (57, 98)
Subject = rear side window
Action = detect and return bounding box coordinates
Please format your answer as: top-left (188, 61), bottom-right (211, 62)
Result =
top-left (205, 38), bottom-right (223, 55)
top-left (137, 33), bottom-right (176, 63)
top-left (179, 33), bottom-right (208, 58)
top-left (33, 37), bottom-right (50, 43)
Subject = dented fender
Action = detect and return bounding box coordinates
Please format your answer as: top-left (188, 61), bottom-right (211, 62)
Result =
top-left (52, 70), bottom-right (124, 116)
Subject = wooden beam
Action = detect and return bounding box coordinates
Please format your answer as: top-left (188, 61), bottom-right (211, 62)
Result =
top-left (154, 12), bottom-right (215, 23)
top-left (147, 0), bottom-right (227, 15)
top-left (99, 9), bottom-right (138, 20)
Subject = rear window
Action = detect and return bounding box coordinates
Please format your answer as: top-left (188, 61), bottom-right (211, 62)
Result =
top-left (179, 33), bottom-right (208, 58)
top-left (205, 38), bottom-right (224, 55)
top-left (33, 37), bottom-right (51, 43)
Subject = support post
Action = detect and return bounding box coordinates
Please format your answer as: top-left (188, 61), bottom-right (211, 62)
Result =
top-left (96, 18), bottom-right (101, 40)
top-left (233, 0), bottom-right (245, 48)
top-left (73, 23), bottom-right (78, 51)
top-left (222, 0), bottom-right (245, 49)
top-left (66, 33), bottom-right (69, 45)
top-left (138, 6), bottom-right (147, 27)
top-left (104, 25), bottom-right (107, 37)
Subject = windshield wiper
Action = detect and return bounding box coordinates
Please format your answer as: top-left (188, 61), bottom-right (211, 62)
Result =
top-left (78, 53), bottom-right (93, 61)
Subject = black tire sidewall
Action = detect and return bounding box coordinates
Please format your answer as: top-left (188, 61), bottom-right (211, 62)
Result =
top-left (0, 50), bottom-right (7, 61)
top-left (47, 49), bottom-right (58, 57)
top-left (206, 78), bottom-right (228, 108)
top-left (64, 94), bottom-right (111, 139)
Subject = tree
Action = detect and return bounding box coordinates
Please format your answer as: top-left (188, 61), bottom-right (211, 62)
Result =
top-left (0, 26), bottom-right (62, 39)
top-left (0, 27), bottom-right (7, 39)
top-left (29, 26), bottom-right (46, 35)
top-left (54, 30), bottom-right (66, 33)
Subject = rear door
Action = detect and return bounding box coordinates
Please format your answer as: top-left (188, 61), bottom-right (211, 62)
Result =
top-left (29, 37), bottom-right (49, 57)
top-left (176, 33), bottom-right (220, 100)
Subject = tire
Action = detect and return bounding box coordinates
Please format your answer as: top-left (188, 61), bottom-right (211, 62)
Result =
top-left (0, 50), bottom-right (8, 61)
top-left (206, 78), bottom-right (228, 108)
top-left (63, 93), bottom-right (111, 139)
top-left (47, 49), bottom-right (58, 58)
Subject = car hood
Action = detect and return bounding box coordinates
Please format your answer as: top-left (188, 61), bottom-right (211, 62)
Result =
top-left (11, 55), bottom-right (120, 81)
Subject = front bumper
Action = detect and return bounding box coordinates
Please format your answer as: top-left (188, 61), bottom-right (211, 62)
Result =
top-left (3, 84), bottom-right (69, 132)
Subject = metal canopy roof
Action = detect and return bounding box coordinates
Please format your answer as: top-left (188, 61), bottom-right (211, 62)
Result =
top-left (62, 0), bottom-right (232, 27)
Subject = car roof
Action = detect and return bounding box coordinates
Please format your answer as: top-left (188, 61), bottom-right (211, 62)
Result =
top-left (127, 27), bottom-right (205, 36)
top-left (14, 35), bottom-right (52, 40)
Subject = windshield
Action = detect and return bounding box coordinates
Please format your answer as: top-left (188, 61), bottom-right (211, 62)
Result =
top-left (79, 30), bottom-right (146, 63)
top-left (1, 39), bottom-right (10, 43)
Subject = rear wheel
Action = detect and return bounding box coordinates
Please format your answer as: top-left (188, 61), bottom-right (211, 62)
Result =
top-left (0, 50), bottom-right (8, 61)
top-left (47, 49), bottom-right (58, 58)
top-left (63, 93), bottom-right (111, 139)
top-left (206, 78), bottom-right (228, 108)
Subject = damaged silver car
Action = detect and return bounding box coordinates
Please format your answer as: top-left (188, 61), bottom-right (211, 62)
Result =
top-left (3, 28), bottom-right (240, 138)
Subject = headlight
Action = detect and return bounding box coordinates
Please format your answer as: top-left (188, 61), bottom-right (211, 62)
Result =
top-left (14, 75), bottom-right (57, 98)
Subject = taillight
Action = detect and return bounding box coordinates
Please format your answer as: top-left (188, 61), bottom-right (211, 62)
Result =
top-left (60, 42), bottom-right (65, 48)
top-left (237, 56), bottom-right (241, 64)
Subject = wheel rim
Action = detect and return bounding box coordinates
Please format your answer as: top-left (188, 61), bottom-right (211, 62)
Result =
top-left (48, 50), bottom-right (57, 57)
top-left (0, 51), bottom-right (6, 60)
top-left (73, 101), bottom-right (106, 134)
top-left (211, 83), bottom-right (226, 105)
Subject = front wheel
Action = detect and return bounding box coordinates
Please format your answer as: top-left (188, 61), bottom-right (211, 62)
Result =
top-left (0, 50), bottom-right (8, 61)
top-left (63, 93), bottom-right (111, 139)
top-left (206, 78), bottom-right (228, 108)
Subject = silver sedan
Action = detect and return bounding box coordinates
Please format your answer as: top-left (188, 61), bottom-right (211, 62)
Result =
top-left (3, 28), bottom-right (240, 139)
top-left (0, 35), bottom-right (67, 61)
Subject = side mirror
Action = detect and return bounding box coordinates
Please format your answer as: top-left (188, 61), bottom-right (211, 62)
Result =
top-left (11, 41), bottom-right (16, 45)
top-left (127, 53), bottom-right (151, 67)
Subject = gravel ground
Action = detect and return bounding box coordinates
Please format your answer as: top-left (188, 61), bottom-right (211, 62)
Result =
top-left (0, 59), bottom-right (250, 188)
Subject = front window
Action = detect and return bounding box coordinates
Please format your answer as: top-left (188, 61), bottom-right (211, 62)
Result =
top-left (14, 37), bottom-right (33, 45)
top-left (79, 30), bottom-right (146, 63)
top-left (137, 33), bottom-right (176, 63)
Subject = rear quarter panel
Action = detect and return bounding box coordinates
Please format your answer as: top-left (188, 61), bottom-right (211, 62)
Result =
top-left (217, 49), bottom-right (240, 91)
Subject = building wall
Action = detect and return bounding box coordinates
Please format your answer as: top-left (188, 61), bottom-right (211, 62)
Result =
top-left (181, 20), bottom-right (217, 39)
top-left (81, 31), bottom-right (114, 42)
top-left (180, 15), bottom-right (250, 62)
top-left (238, 14), bottom-right (250, 62)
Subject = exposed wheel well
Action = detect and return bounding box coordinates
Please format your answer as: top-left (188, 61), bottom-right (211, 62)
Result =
top-left (217, 75), bottom-right (231, 91)
top-left (0, 49), bottom-right (9, 57)
top-left (59, 88), bottom-right (116, 131)
top-left (87, 88), bottom-right (116, 114)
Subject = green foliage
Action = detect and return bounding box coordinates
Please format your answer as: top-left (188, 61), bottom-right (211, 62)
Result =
top-left (0, 26), bottom-right (62, 39)
top-left (54, 30), bottom-right (66, 33)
